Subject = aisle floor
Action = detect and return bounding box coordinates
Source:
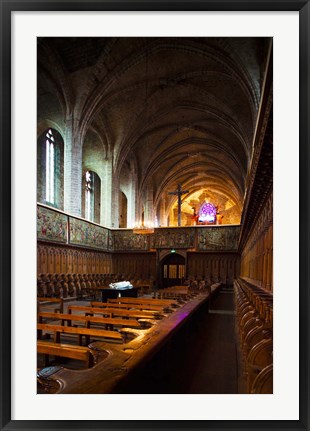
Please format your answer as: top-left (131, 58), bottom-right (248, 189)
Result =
top-left (186, 289), bottom-right (246, 394)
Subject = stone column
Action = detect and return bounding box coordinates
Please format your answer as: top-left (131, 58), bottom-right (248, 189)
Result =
top-left (144, 183), bottom-right (154, 226)
top-left (64, 119), bottom-right (83, 217)
top-left (158, 198), bottom-right (167, 227)
top-left (111, 172), bottom-right (120, 228)
top-left (126, 168), bottom-right (136, 228)
top-left (100, 159), bottom-right (113, 228)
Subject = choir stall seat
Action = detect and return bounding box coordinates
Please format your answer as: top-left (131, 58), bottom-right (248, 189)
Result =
top-left (246, 338), bottom-right (273, 392)
top-left (251, 364), bottom-right (273, 394)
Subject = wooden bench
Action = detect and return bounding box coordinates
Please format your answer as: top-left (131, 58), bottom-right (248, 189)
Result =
top-left (37, 297), bottom-right (64, 313)
top-left (134, 282), bottom-right (152, 294)
top-left (90, 301), bottom-right (161, 311)
top-left (91, 301), bottom-right (168, 312)
top-left (38, 311), bottom-right (142, 331)
top-left (106, 297), bottom-right (178, 307)
top-left (37, 322), bottom-right (124, 345)
top-left (154, 289), bottom-right (189, 300)
top-left (37, 340), bottom-right (95, 368)
top-left (68, 305), bottom-right (162, 320)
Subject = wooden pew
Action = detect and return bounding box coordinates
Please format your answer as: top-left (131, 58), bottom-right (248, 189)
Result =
top-left (37, 340), bottom-right (95, 368)
top-left (134, 281), bottom-right (152, 295)
top-left (90, 301), bottom-right (168, 312)
top-left (86, 301), bottom-right (151, 311)
top-left (154, 288), bottom-right (189, 300)
top-left (37, 297), bottom-right (64, 313)
top-left (106, 297), bottom-right (178, 307)
top-left (38, 311), bottom-right (142, 330)
top-left (37, 323), bottom-right (124, 345)
top-left (68, 305), bottom-right (162, 320)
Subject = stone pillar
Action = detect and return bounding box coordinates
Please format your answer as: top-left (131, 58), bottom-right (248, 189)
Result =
top-left (144, 183), bottom-right (154, 226)
top-left (126, 168), bottom-right (137, 228)
top-left (169, 206), bottom-right (175, 227)
top-left (64, 119), bottom-right (82, 217)
top-left (111, 173), bottom-right (120, 228)
top-left (158, 198), bottom-right (167, 227)
top-left (100, 160), bottom-right (113, 228)
top-left (126, 182), bottom-right (136, 228)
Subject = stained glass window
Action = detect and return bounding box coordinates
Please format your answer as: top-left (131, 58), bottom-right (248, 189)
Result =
top-left (198, 202), bottom-right (217, 223)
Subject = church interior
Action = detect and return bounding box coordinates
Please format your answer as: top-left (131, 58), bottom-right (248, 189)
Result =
top-left (36, 37), bottom-right (273, 395)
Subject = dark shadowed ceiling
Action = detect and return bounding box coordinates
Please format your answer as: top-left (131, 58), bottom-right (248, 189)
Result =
top-left (37, 37), bottom-right (271, 225)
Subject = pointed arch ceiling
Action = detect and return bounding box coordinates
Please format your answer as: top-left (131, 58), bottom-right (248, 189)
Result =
top-left (37, 36), bottom-right (271, 223)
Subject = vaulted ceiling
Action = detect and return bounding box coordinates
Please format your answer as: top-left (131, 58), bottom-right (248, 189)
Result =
top-left (37, 37), bottom-right (271, 224)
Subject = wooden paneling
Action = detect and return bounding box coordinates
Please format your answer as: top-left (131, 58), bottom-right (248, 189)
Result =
top-left (187, 252), bottom-right (240, 284)
top-left (240, 191), bottom-right (273, 291)
top-left (37, 242), bottom-right (113, 275)
top-left (113, 252), bottom-right (156, 278)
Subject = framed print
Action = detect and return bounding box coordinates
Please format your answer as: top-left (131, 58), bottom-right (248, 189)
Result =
top-left (1, 0), bottom-right (309, 430)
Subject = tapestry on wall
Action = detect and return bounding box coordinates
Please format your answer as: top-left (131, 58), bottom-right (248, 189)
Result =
top-left (113, 231), bottom-right (150, 251)
top-left (69, 218), bottom-right (109, 250)
top-left (150, 228), bottom-right (195, 249)
top-left (37, 206), bottom-right (68, 243)
top-left (197, 226), bottom-right (240, 251)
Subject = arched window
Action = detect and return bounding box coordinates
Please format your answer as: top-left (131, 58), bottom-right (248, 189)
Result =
top-left (37, 128), bottom-right (64, 209)
top-left (198, 202), bottom-right (217, 223)
top-left (85, 171), bottom-right (93, 221)
top-left (82, 170), bottom-right (101, 223)
top-left (45, 129), bottom-right (55, 203)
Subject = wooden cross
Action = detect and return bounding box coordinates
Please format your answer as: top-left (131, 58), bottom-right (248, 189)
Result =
top-left (168, 184), bottom-right (189, 226)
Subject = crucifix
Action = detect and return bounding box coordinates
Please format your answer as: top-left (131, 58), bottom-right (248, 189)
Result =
top-left (168, 184), bottom-right (189, 227)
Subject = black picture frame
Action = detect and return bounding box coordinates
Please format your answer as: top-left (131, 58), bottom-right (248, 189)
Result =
top-left (1, 1), bottom-right (309, 430)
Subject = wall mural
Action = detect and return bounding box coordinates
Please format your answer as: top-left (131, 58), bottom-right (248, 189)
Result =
top-left (197, 226), bottom-right (240, 251)
top-left (69, 218), bottom-right (109, 250)
top-left (37, 206), bottom-right (68, 243)
top-left (113, 231), bottom-right (150, 251)
top-left (151, 228), bottom-right (195, 249)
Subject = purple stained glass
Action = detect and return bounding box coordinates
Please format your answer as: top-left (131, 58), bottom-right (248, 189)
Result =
top-left (198, 202), bottom-right (216, 222)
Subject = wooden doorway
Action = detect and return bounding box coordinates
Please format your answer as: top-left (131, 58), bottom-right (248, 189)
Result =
top-left (161, 253), bottom-right (186, 288)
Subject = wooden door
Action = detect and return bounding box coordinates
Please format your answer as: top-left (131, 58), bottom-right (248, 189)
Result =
top-left (161, 253), bottom-right (185, 287)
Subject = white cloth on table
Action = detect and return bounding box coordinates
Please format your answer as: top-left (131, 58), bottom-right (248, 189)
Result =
top-left (109, 281), bottom-right (133, 290)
